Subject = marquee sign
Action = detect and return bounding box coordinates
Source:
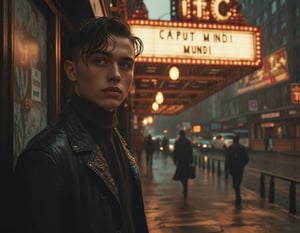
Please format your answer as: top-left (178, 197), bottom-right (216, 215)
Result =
top-left (129, 20), bottom-right (261, 66)
top-left (175, 0), bottom-right (246, 23)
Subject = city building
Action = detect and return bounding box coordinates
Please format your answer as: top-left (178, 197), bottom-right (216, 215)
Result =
top-left (153, 0), bottom-right (300, 153)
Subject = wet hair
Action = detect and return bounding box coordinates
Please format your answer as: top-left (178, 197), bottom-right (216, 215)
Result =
top-left (67, 16), bottom-right (143, 62)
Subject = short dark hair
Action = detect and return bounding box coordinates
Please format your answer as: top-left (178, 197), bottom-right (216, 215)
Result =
top-left (233, 135), bottom-right (239, 143)
top-left (179, 130), bottom-right (185, 137)
top-left (67, 17), bottom-right (143, 62)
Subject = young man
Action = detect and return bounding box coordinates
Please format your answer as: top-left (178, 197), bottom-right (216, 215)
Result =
top-left (226, 135), bottom-right (249, 205)
top-left (13, 17), bottom-right (148, 233)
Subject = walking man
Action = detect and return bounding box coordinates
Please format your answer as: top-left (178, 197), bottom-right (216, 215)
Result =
top-left (144, 134), bottom-right (155, 168)
top-left (226, 135), bottom-right (249, 205)
top-left (173, 130), bottom-right (194, 198)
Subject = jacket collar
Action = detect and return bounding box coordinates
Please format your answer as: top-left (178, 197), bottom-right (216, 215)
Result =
top-left (59, 105), bottom-right (139, 203)
top-left (60, 104), bottom-right (95, 152)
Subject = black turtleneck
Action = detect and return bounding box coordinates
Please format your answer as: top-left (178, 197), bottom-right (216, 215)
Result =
top-left (69, 94), bottom-right (135, 233)
top-left (69, 93), bottom-right (117, 142)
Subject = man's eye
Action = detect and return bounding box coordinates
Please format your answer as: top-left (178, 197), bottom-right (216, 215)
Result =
top-left (120, 61), bottom-right (133, 70)
top-left (94, 57), bottom-right (107, 65)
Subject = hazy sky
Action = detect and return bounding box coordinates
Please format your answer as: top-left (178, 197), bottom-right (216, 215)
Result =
top-left (143, 0), bottom-right (170, 20)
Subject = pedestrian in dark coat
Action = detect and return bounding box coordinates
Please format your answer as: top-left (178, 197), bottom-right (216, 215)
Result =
top-left (226, 135), bottom-right (249, 205)
top-left (134, 133), bottom-right (144, 166)
top-left (144, 135), bottom-right (155, 168)
top-left (161, 136), bottom-right (169, 154)
top-left (173, 130), bottom-right (193, 198)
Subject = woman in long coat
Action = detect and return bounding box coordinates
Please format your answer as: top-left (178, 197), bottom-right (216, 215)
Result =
top-left (173, 130), bottom-right (193, 197)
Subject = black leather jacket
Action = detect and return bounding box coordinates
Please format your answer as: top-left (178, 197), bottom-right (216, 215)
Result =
top-left (14, 105), bottom-right (149, 233)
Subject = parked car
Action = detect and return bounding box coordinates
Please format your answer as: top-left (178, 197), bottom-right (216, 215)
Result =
top-left (211, 133), bottom-right (235, 150)
top-left (168, 138), bottom-right (176, 153)
top-left (195, 139), bottom-right (213, 152)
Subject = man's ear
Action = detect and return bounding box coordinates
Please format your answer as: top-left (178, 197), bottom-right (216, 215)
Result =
top-left (64, 60), bottom-right (77, 81)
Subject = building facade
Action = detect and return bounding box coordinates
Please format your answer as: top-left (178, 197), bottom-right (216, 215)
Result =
top-left (231, 0), bottom-right (300, 151)
top-left (157, 0), bottom-right (300, 152)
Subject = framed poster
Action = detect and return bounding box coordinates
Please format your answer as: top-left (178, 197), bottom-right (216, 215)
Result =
top-left (13, 0), bottom-right (48, 162)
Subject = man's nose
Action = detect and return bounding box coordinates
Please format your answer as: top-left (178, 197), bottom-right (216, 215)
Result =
top-left (108, 63), bottom-right (121, 82)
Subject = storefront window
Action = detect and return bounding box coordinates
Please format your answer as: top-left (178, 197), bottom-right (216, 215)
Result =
top-left (296, 123), bottom-right (300, 138)
top-left (276, 126), bottom-right (283, 139)
top-left (13, 0), bottom-right (48, 163)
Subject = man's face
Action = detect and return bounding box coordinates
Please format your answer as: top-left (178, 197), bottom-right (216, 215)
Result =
top-left (64, 35), bottom-right (135, 111)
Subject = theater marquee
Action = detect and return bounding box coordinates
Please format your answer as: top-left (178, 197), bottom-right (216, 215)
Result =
top-left (128, 20), bottom-right (261, 66)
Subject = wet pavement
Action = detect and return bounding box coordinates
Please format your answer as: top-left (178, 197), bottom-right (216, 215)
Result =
top-left (139, 152), bottom-right (300, 233)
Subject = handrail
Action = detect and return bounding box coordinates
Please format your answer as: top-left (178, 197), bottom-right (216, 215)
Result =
top-left (195, 154), bottom-right (300, 215)
top-left (195, 154), bottom-right (227, 178)
top-left (260, 171), bottom-right (300, 214)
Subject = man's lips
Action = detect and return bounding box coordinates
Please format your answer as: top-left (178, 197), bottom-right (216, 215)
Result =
top-left (102, 87), bottom-right (122, 96)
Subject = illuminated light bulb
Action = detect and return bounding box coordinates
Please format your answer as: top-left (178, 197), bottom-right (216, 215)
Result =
top-left (155, 91), bottom-right (164, 104)
top-left (152, 102), bottom-right (159, 111)
top-left (147, 116), bottom-right (153, 124)
top-left (169, 66), bottom-right (180, 80)
top-left (143, 118), bottom-right (148, 126)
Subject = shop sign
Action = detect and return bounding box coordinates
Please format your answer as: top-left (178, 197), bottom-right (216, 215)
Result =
top-left (261, 122), bottom-right (275, 128)
top-left (291, 83), bottom-right (300, 104)
top-left (193, 125), bottom-right (201, 133)
top-left (182, 122), bottom-right (191, 129)
top-left (237, 48), bottom-right (289, 95)
top-left (248, 99), bottom-right (258, 111)
top-left (261, 112), bottom-right (280, 119)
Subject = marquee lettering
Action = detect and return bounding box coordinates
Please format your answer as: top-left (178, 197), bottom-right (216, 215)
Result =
top-left (180, 0), bottom-right (237, 22)
top-left (212, 0), bottom-right (232, 21)
top-left (159, 29), bottom-right (195, 41)
top-left (158, 29), bottom-right (233, 44)
top-left (183, 45), bottom-right (212, 55)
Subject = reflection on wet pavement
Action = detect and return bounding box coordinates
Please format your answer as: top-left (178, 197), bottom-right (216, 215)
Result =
top-left (139, 152), bottom-right (300, 233)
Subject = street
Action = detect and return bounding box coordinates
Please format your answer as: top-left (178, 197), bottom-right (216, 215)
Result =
top-left (201, 150), bottom-right (300, 216)
top-left (139, 150), bottom-right (300, 233)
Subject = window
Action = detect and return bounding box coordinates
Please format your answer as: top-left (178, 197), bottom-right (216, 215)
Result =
top-left (13, 0), bottom-right (48, 162)
top-left (280, 11), bottom-right (286, 29)
top-left (296, 123), bottom-right (300, 138)
top-left (296, 6), bottom-right (300, 17)
top-left (281, 22), bottom-right (286, 30)
top-left (271, 0), bottom-right (277, 14)
top-left (264, 11), bottom-right (268, 21)
top-left (273, 19), bottom-right (278, 34)
top-left (282, 35), bottom-right (287, 45)
top-left (256, 17), bottom-right (260, 25)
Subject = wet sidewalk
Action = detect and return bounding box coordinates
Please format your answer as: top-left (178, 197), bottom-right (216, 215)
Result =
top-left (139, 152), bottom-right (300, 233)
